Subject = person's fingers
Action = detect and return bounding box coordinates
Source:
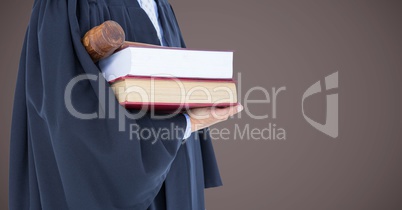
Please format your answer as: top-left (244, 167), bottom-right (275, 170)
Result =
top-left (227, 104), bottom-right (243, 116)
top-left (211, 105), bottom-right (243, 120)
top-left (188, 104), bottom-right (243, 132)
top-left (187, 107), bottom-right (209, 120)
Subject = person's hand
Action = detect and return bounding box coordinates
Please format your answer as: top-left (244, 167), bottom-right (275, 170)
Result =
top-left (187, 104), bottom-right (243, 132)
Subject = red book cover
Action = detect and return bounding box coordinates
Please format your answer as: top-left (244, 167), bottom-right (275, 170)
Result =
top-left (110, 76), bottom-right (238, 110)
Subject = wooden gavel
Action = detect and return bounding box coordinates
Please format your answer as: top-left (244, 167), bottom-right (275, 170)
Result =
top-left (82, 20), bottom-right (159, 62)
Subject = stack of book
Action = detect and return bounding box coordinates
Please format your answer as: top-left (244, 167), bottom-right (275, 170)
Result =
top-left (99, 42), bottom-right (238, 110)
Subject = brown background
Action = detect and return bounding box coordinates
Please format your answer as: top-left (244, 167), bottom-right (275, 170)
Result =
top-left (1, 0), bottom-right (402, 209)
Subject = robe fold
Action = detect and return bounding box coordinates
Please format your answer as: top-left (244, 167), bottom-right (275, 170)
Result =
top-left (10, 0), bottom-right (222, 209)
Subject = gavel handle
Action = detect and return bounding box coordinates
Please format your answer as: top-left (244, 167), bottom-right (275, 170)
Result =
top-left (81, 20), bottom-right (126, 62)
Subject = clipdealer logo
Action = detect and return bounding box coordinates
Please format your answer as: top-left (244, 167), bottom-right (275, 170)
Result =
top-left (64, 71), bottom-right (339, 140)
top-left (302, 72), bottom-right (339, 138)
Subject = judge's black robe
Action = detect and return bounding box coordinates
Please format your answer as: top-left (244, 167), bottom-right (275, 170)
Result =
top-left (9, 0), bottom-right (222, 209)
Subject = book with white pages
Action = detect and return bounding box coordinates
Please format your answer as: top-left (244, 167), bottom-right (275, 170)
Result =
top-left (98, 44), bottom-right (233, 82)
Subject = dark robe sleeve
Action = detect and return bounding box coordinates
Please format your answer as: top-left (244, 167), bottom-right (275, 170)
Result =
top-left (10, 0), bottom-right (189, 209)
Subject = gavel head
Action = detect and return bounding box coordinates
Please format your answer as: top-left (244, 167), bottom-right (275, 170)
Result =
top-left (82, 20), bottom-right (126, 62)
